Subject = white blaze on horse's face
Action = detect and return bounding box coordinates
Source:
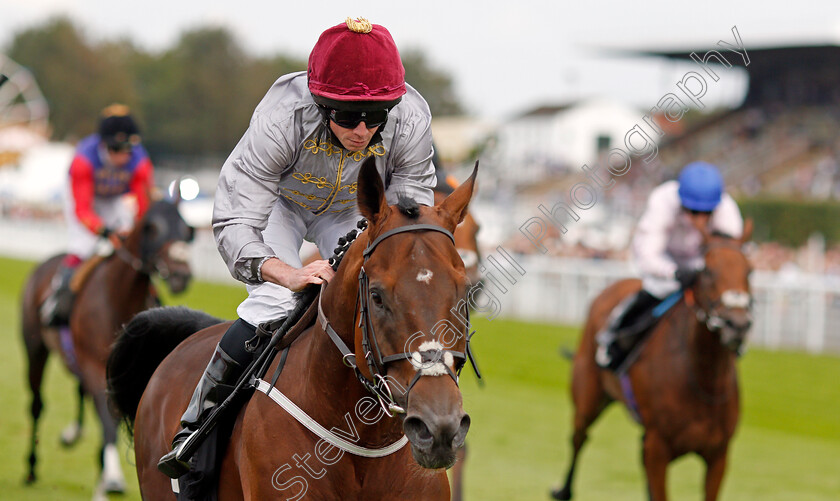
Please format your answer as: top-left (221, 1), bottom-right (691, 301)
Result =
top-left (720, 290), bottom-right (751, 309)
top-left (410, 340), bottom-right (455, 376)
top-left (416, 268), bottom-right (433, 284)
top-left (168, 241), bottom-right (191, 263)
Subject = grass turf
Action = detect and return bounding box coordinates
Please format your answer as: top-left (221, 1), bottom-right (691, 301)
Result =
top-left (0, 256), bottom-right (837, 500)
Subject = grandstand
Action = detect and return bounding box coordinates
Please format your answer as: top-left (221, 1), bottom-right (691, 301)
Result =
top-left (648, 44), bottom-right (840, 198)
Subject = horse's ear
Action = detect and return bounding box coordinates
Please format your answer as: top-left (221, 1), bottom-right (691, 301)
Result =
top-left (170, 178), bottom-right (182, 206)
top-left (357, 157), bottom-right (388, 224)
top-left (740, 218), bottom-right (753, 245)
top-left (437, 161), bottom-right (478, 230)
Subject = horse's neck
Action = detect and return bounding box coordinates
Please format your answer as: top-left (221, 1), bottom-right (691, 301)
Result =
top-left (297, 277), bottom-right (405, 446)
top-left (99, 252), bottom-right (150, 300)
top-left (294, 324), bottom-right (405, 447)
top-left (123, 226), bottom-right (144, 261)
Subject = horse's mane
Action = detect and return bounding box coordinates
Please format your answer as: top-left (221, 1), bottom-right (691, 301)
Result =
top-left (711, 230), bottom-right (737, 240)
top-left (107, 306), bottom-right (224, 433)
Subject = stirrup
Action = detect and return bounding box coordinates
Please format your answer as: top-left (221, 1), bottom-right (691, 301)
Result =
top-left (595, 344), bottom-right (611, 368)
top-left (40, 295), bottom-right (58, 325)
top-left (157, 433), bottom-right (193, 479)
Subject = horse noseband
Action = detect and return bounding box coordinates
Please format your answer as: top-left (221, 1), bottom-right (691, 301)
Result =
top-left (696, 288), bottom-right (753, 335)
top-left (319, 223), bottom-right (473, 418)
top-left (359, 224), bottom-right (470, 413)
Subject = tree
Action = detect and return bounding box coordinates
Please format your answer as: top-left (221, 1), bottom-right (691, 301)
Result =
top-left (136, 27), bottom-right (306, 157)
top-left (6, 17), bottom-right (137, 140)
top-left (4, 19), bottom-right (461, 158)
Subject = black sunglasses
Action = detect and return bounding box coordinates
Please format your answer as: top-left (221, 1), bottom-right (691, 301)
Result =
top-left (327, 108), bottom-right (389, 129)
top-left (107, 143), bottom-right (133, 153)
top-left (683, 207), bottom-right (712, 216)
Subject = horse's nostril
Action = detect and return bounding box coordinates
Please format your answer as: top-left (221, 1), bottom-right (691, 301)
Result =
top-left (453, 414), bottom-right (471, 449)
top-left (727, 317), bottom-right (752, 332)
top-left (404, 416), bottom-right (433, 447)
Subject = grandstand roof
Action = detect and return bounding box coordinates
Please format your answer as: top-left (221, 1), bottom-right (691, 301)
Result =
top-left (636, 44), bottom-right (840, 107)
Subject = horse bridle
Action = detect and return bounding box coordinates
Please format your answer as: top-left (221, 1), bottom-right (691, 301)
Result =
top-left (112, 212), bottom-right (193, 279)
top-left (692, 241), bottom-right (753, 335)
top-left (318, 223), bottom-right (476, 417)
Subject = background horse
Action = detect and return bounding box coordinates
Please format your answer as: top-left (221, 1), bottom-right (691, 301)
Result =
top-left (553, 224), bottom-right (753, 501)
top-left (108, 159), bottom-right (477, 500)
top-left (20, 198), bottom-right (193, 499)
top-left (433, 170), bottom-right (481, 290)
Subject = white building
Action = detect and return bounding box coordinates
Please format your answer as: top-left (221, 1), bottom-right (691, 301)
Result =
top-left (489, 98), bottom-right (644, 185)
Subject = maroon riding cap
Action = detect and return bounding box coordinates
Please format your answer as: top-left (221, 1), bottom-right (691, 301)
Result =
top-left (308, 18), bottom-right (406, 102)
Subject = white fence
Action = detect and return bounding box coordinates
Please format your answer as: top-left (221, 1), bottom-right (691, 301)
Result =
top-left (0, 217), bottom-right (237, 285)
top-left (2, 217), bottom-right (838, 354)
top-left (503, 255), bottom-right (840, 354)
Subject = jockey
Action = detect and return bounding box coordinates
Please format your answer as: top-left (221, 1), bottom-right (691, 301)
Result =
top-left (596, 162), bottom-right (744, 370)
top-left (40, 105), bottom-right (154, 326)
top-left (158, 18), bottom-right (437, 477)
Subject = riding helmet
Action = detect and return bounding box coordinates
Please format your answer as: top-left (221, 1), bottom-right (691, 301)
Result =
top-left (308, 18), bottom-right (405, 111)
top-left (678, 162), bottom-right (723, 212)
top-left (98, 104), bottom-right (140, 149)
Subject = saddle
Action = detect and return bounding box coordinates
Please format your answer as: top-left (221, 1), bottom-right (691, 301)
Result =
top-left (69, 255), bottom-right (107, 293)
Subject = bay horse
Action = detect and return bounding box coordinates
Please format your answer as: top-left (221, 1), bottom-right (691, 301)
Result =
top-left (20, 197), bottom-right (193, 499)
top-left (552, 224), bottom-right (753, 501)
top-left (107, 159), bottom-right (477, 500)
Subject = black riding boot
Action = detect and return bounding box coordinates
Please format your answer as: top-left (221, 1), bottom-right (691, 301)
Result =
top-left (40, 264), bottom-right (77, 326)
top-left (614, 290), bottom-right (659, 333)
top-left (596, 290), bottom-right (659, 369)
top-left (157, 319), bottom-right (258, 479)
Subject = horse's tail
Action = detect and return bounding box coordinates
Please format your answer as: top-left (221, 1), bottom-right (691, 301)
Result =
top-left (106, 306), bottom-right (222, 433)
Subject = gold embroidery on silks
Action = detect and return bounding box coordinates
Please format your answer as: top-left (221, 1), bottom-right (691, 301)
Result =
top-left (303, 139), bottom-right (342, 157)
top-left (287, 140), bottom-right (386, 215)
top-left (292, 172), bottom-right (334, 189)
top-left (280, 193), bottom-right (318, 210)
top-left (282, 188), bottom-right (326, 202)
top-left (314, 153), bottom-right (347, 214)
top-left (345, 144), bottom-right (386, 162)
top-left (302, 139), bottom-right (385, 161)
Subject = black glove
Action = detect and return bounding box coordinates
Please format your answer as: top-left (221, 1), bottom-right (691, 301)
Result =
top-left (675, 267), bottom-right (699, 289)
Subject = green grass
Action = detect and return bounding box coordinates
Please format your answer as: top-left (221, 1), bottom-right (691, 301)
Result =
top-left (458, 319), bottom-right (840, 500)
top-left (0, 256), bottom-right (838, 500)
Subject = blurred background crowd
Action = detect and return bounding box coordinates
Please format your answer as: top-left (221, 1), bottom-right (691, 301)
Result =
top-left (2, 15), bottom-right (840, 352)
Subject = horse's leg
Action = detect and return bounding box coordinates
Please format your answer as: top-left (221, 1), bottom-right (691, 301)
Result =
top-left (23, 337), bottom-right (49, 484)
top-left (450, 443), bottom-right (467, 501)
top-left (552, 360), bottom-right (610, 500)
top-left (79, 360), bottom-right (126, 498)
top-left (642, 431), bottom-right (671, 501)
top-left (60, 382), bottom-right (85, 447)
top-left (702, 448), bottom-right (729, 501)
top-left (90, 388), bottom-right (126, 495)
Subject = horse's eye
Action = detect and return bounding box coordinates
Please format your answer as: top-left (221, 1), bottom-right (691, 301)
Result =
top-left (370, 290), bottom-right (384, 307)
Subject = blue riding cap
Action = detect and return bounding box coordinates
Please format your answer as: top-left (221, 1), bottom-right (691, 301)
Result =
top-left (677, 162), bottom-right (723, 212)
